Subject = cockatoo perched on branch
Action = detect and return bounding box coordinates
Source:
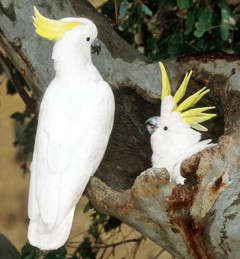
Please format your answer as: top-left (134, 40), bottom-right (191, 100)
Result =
top-left (145, 62), bottom-right (216, 185)
top-left (28, 7), bottom-right (115, 250)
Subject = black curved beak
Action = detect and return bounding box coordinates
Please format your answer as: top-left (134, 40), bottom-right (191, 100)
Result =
top-left (91, 38), bottom-right (101, 55)
top-left (145, 116), bottom-right (160, 135)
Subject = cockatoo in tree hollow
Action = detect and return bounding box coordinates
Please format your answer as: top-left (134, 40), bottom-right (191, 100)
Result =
top-left (145, 62), bottom-right (216, 185)
top-left (28, 7), bottom-right (115, 250)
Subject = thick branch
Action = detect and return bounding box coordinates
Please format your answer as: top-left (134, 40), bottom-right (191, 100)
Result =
top-left (0, 50), bottom-right (37, 114)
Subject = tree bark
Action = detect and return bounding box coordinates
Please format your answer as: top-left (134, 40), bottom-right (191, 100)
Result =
top-left (0, 1), bottom-right (240, 258)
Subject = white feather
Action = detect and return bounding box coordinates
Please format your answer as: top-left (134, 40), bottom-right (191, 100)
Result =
top-left (151, 96), bottom-right (215, 185)
top-left (28, 18), bottom-right (115, 250)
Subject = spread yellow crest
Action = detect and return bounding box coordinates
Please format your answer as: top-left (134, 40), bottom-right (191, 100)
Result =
top-left (33, 6), bottom-right (84, 40)
top-left (159, 62), bottom-right (216, 131)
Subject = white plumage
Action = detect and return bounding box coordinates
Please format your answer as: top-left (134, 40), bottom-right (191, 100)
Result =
top-left (28, 8), bottom-right (114, 250)
top-left (150, 95), bottom-right (215, 184)
top-left (146, 63), bottom-right (216, 185)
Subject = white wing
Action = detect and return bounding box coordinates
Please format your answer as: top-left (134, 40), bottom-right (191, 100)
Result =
top-left (28, 79), bottom-right (114, 249)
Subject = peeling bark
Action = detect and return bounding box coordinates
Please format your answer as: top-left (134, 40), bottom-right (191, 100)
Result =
top-left (0, 1), bottom-right (240, 258)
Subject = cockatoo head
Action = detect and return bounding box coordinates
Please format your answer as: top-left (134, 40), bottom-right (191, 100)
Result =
top-left (145, 62), bottom-right (216, 159)
top-left (33, 7), bottom-right (100, 61)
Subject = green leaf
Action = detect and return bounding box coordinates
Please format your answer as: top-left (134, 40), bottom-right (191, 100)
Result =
top-left (6, 80), bottom-right (17, 95)
top-left (147, 38), bottom-right (158, 51)
top-left (83, 201), bottom-right (93, 213)
top-left (96, 210), bottom-right (107, 222)
top-left (186, 11), bottom-right (195, 35)
top-left (20, 243), bottom-right (34, 259)
top-left (194, 38), bottom-right (212, 51)
top-left (104, 216), bottom-right (122, 232)
top-left (89, 223), bottom-right (99, 239)
top-left (44, 247), bottom-right (67, 259)
top-left (11, 108), bottom-right (32, 125)
top-left (119, 0), bottom-right (128, 20)
top-left (194, 9), bottom-right (213, 38)
top-left (11, 112), bottom-right (25, 124)
top-left (121, 19), bottom-right (130, 29)
top-left (167, 32), bottom-right (184, 57)
top-left (177, 0), bottom-right (192, 10)
top-left (21, 163), bottom-right (30, 174)
top-left (78, 237), bottom-right (96, 259)
top-left (214, 38), bottom-right (226, 51)
top-left (219, 0), bottom-right (234, 41)
top-left (141, 4), bottom-right (153, 17)
top-left (20, 243), bottom-right (45, 259)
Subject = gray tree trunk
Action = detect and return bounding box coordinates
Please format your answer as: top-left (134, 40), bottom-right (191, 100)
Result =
top-left (0, 1), bottom-right (240, 258)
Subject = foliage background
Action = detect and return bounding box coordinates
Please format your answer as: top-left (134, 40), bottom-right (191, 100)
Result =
top-left (1, 0), bottom-right (240, 258)
top-left (103, 0), bottom-right (239, 60)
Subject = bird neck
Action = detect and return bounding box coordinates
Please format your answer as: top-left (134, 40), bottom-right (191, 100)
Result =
top-left (52, 38), bottom-right (93, 70)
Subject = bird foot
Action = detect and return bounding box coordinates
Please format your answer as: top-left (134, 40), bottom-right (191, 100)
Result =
top-left (132, 168), bottom-right (170, 198)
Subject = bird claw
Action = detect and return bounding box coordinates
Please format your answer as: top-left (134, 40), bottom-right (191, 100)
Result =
top-left (180, 153), bottom-right (200, 178)
top-left (139, 168), bottom-right (169, 182)
top-left (132, 168), bottom-right (170, 198)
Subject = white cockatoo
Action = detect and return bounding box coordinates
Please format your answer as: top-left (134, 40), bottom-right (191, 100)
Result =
top-left (28, 7), bottom-right (115, 250)
top-left (145, 62), bottom-right (216, 185)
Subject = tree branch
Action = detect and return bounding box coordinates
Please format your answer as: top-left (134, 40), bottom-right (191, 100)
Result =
top-left (0, 50), bottom-right (38, 114)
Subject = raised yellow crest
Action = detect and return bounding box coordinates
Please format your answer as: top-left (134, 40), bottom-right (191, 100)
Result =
top-left (33, 6), bottom-right (84, 40)
top-left (159, 62), bottom-right (216, 131)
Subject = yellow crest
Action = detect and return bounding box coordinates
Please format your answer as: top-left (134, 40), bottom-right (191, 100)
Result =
top-left (33, 6), bottom-right (84, 40)
top-left (159, 62), bottom-right (171, 98)
top-left (159, 62), bottom-right (216, 131)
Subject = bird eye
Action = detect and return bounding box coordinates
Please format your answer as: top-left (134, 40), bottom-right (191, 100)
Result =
top-left (163, 126), bottom-right (168, 131)
top-left (86, 37), bottom-right (90, 41)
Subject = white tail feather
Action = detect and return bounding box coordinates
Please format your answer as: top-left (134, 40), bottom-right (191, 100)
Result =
top-left (28, 207), bottom-right (75, 250)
